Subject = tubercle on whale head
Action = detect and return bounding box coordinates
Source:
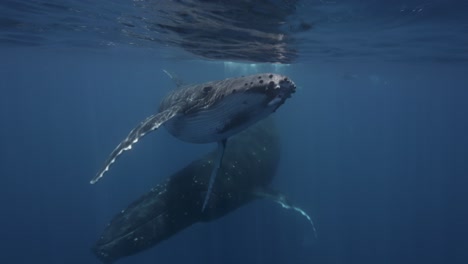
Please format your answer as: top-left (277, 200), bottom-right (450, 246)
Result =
top-left (208, 73), bottom-right (297, 109)
top-left (259, 73), bottom-right (297, 108)
top-left (243, 73), bottom-right (296, 94)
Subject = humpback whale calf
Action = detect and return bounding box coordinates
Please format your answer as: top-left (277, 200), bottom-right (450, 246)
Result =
top-left (91, 73), bottom-right (296, 210)
top-left (92, 119), bottom-right (315, 263)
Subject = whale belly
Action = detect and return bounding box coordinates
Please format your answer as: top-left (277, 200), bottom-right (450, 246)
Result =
top-left (163, 93), bottom-right (271, 143)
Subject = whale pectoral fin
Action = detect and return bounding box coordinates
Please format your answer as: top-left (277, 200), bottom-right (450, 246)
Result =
top-left (201, 139), bottom-right (227, 211)
top-left (91, 106), bottom-right (181, 184)
top-left (254, 188), bottom-right (318, 239)
top-left (162, 69), bottom-right (186, 88)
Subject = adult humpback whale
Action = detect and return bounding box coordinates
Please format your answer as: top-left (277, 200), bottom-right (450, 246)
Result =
top-left (92, 119), bottom-right (315, 264)
top-left (91, 73), bottom-right (296, 210)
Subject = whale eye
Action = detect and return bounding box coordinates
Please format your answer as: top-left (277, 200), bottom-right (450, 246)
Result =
top-left (203, 86), bottom-right (212, 93)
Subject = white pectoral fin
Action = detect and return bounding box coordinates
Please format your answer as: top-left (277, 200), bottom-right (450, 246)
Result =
top-left (201, 139), bottom-right (227, 211)
top-left (162, 69), bottom-right (185, 88)
top-left (90, 107), bottom-right (180, 184)
top-left (254, 188), bottom-right (318, 239)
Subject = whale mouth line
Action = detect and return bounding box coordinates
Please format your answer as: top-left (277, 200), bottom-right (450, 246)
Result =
top-left (268, 96), bottom-right (283, 106)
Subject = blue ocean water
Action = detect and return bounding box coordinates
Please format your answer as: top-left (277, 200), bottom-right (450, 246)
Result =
top-left (1, 1), bottom-right (467, 264)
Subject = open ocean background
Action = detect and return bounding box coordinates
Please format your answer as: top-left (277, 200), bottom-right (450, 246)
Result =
top-left (1, 1), bottom-right (467, 263)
